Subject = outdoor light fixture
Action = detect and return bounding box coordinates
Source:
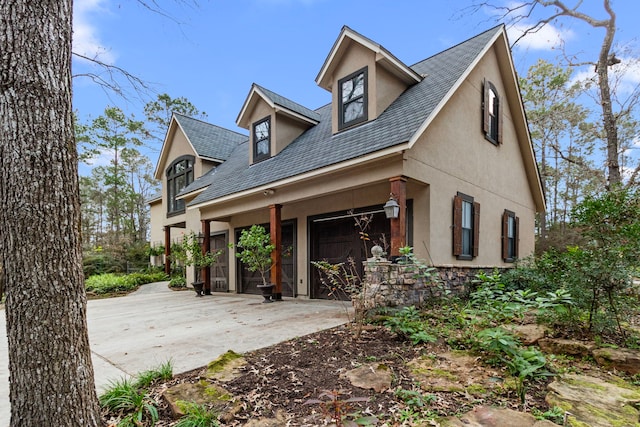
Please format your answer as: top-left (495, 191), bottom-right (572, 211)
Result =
top-left (383, 194), bottom-right (400, 219)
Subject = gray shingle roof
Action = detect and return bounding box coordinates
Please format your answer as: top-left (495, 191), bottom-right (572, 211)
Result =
top-left (189, 25), bottom-right (502, 207)
top-left (254, 84), bottom-right (321, 123)
top-left (174, 113), bottom-right (247, 161)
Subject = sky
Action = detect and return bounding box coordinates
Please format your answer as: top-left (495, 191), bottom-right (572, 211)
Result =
top-left (72, 0), bottom-right (640, 168)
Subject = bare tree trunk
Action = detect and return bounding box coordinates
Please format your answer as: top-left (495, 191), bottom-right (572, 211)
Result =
top-left (0, 1), bottom-right (102, 425)
top-left (541, 0), bottom-right (620, 186)
top-left (596, 1), bottom-right (620, 186)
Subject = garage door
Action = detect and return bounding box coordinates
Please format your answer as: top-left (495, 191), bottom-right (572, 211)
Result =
top-left (236, 221), bottom-right (296, 297)
top-left (310, 209), bottom-right (390, 300)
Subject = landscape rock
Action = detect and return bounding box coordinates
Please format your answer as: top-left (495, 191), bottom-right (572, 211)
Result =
top-left (538, 338), bottom-right (595, 357)
top-left (440, 405), bottom-right (557, 426)
top-left (242, 410), bottom-right (288, 426)
top-left (342, 363), bottom-right (392, 392)
top-left (204, 350), bottom-right (247, 382)
top-left (408, 352), bottom-right (503, 395)
top-left (506, 324), bottom-right (547, 345)
top-left (162, 381), bottom-right (237, 419)
top-left (592, 347), bottom-right (640, 374)
top-left (546, 373), bottom-right (640, 427)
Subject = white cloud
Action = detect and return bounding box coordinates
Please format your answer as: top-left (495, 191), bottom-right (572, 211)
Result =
top-left (508, 22), bottom-right (574, 51)
top-left (82, 148), bottom-right (114, 166)
top-left (569, 56), bottom-right (640, 96)
top-left (73, 0), bottom-right (116, 64)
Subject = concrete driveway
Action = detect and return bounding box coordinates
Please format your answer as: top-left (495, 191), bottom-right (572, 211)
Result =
top-left (0, 282), bottom-right (348, 425)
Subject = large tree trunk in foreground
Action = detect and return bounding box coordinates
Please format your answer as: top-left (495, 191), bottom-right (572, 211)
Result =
top-left (0, 1), bottom-right (102, 425)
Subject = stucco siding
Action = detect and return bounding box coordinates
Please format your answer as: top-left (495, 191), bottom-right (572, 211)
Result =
top-left (404, 45), bottom-right (537, 266)
top-left (330, 42), bottom-right (376, 134)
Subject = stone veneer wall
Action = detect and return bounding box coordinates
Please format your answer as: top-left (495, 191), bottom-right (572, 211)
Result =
top-left (362, 261), bottom-right (500, 309)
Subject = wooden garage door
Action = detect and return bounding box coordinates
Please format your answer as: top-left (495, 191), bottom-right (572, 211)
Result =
top-left (209, 233), bottom-right (229, 293)
top-left (236, 221), bottom-right (296, 297)
top-left (310, 209), bottom-right (390, 300)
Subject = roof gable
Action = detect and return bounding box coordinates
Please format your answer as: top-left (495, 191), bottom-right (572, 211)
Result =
top-left (236, 84), bottom-right (320, 129)
top-left (315, 25), bottom-right (422, 91)
top-left (175, 113), bottom-right (247, 160)
top-left (154, 113), bottom-right (247, 179)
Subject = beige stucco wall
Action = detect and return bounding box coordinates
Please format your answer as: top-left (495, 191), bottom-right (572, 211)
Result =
top-left (404, 44), bottom-right (537, 266)
top-left (375, 64), bottom-right (408, 117)
top-left (330, 42), bottom-right (376, 134)
top-left (274, 114), bottom-right (310, 156)
top-left (149, 200), bottom-right (164, 246)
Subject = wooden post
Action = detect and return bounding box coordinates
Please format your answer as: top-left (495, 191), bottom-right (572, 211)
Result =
top-left (201, 220), bottom-right (211, 295)
top-left (389, 176), bottom-right (407, 258)
top-left (269, 204), bottom-right (283, 300)
top-left (164, 226), bottom-right (171, 275)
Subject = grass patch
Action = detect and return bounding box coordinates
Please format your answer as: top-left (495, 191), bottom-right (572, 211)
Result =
top-left (134, 360), bottom-right (173, 389)
top-left (174, 402), bottom-right (220, 427)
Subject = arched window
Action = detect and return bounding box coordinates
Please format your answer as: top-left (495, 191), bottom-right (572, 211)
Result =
top-left (166, 155), bottom-right (194, 214)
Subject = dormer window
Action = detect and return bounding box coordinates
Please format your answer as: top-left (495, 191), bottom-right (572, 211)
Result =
top-left (253, 117), bottom-right (271, 162)
top-left (166, 155), bottom-right (194, 215)
top-left (338, 67), bottom-right (368, 130)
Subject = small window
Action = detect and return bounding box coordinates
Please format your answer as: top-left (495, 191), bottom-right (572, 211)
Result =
top-left (502, 210), bottom-right (519, 262)
top-left (166, 155), bottom-right (194, 215)
top-left (453, 193), bottom-right (480, 259)
top-left (338, 67), bottom-right (368, 130)
top-left (482, 80), bottom-right (502, 144)
top-left (253, 117), bottom-right (271, 162)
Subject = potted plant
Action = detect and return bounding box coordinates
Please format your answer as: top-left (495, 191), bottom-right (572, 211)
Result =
top-left (234, 224), bottom-right (276, 303)
top-left (172, 232), bottom-right (221, 297)
top-left (146, 244), bottom-right (165, 267)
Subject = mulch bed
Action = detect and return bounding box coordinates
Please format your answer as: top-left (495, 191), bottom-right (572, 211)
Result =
top-left (144, 324), bottom-right (555, 426)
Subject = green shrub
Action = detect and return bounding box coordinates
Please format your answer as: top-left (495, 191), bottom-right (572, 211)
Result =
top-left (83, 251), bottom-right (125, 276)
top-left (384, 306), bottom-right (437, 345)
top-left (470, 271), bottom-right (573, 326)
top-left (169, 275), bottom-right (187, 288)
top-left (85, 271), bottom-right (168, 294)
top-left (85, 274), bottom-right (137, 294)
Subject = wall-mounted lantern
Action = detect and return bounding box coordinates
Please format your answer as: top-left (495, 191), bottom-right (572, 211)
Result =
top-left (383, 194), bottom-right (400, 219)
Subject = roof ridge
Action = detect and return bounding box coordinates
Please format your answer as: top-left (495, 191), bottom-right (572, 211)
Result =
top-left (252, 83), bottom-right (321, 121)
top-left (409, 24), bottom-right (504, 69)
top-left (174, 113), bottom-right (248, 139)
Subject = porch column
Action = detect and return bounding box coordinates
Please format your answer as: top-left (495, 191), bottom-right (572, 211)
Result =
top-left (164, 226), bottom-right (171, 275)
top-left (201, 219), bottom-right (211, 295)
top-left (269, 204), bottom-right (283, 301)
top-left (389, 176), bottom-right (407, 258)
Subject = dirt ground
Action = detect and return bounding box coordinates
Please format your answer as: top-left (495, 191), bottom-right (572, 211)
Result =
top-left (141, 324), bottom-right (554, 426)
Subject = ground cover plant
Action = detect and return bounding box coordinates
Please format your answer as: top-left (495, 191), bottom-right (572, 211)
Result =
top-left (101, 361), bottom-right (173, 426)
top-left (85, 270), bottom-right (168, 296)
